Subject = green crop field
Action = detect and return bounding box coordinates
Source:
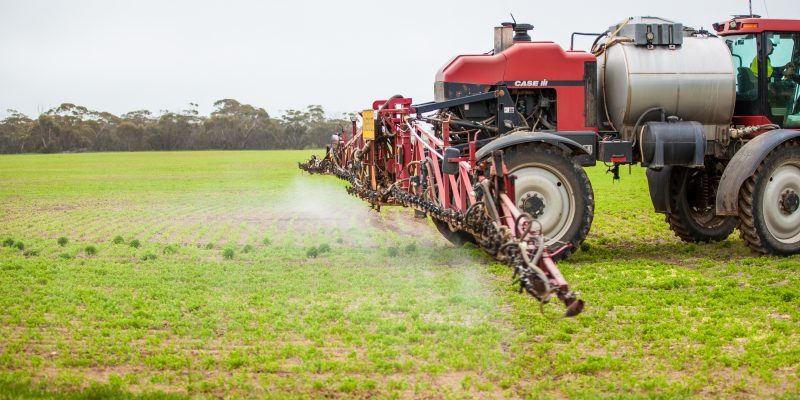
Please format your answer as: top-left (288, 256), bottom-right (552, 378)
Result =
top-left (0, 151), bottom-right (798, 399)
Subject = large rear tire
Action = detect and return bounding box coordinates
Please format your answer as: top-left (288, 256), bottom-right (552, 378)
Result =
top-left (666, 163), bottom-right (738, 243)
top-left (504, 143), bottom-right (594, 260)
top-left (738, 142), bottom-right (800, 255)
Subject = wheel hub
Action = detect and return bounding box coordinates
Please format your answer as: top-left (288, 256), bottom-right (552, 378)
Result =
top-left (780, 189), bottom-right (799, 215)
top-left (513, 165), bottom-right (574, 246)
top-left (763, 163), bottom-right (800, 244)
top-left (521, 193), bottom-right (546, 218)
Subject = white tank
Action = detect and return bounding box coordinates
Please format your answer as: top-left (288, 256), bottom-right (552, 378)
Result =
top-left (598, 34), bottom-right (736, 140)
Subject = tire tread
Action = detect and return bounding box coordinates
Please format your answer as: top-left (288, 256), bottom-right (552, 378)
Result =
top-left (738, 140), bottom-right (800, 255)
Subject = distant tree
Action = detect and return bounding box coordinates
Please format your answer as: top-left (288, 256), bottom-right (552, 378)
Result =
top-left (120, 110), bottom-right (155, 151)
top-left (121, 109), bottom-right (154, 125)
top-left (88, 111), bottom-right (121, 151)
top-left (205, 99), bottom-right (272, 149)
top-left (0, 110), bottom-right (33, 153)
top-left (280, 109), bottom-right (309, 149)
top-left (0, 100), bottom-right (349, 153)
top-left (116, 121), bottom-right (145, 151)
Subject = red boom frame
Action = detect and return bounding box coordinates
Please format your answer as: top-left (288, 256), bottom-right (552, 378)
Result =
top-left (309, 96), bottom-right (583, 316)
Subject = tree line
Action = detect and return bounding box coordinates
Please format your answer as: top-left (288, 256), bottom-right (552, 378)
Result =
top-left (0, 99), bottom-right (355, 153)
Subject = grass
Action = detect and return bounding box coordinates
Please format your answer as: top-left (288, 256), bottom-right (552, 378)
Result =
top-left (0, 150), bottom-right (797, 399)
top-left (84, 245), bottom-right (98, 256)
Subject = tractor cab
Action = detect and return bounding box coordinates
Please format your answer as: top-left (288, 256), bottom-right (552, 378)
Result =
top-left (715, 17), bottom-right (800, 128)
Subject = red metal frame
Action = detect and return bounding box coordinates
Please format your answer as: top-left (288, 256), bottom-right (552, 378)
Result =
top-left (331, 97), bottom-right (575, 296)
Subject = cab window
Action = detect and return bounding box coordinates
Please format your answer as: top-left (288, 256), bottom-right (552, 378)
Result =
top-left (726, 34), bottom-right (759, 101)
top-left (766, 33), bottom-right (800, 127)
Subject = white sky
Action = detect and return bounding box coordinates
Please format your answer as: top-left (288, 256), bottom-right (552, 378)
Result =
top-left (1, 0), bottom-right (798, 118)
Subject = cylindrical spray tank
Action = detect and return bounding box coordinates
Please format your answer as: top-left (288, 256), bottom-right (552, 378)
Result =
top-left (597, 17), bottom-right (736, 141)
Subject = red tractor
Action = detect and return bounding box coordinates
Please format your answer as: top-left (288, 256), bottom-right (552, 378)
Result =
top-left (429, 16), bottom-right (800, 256)
top-left (300, 15), bottom-right (800, 315)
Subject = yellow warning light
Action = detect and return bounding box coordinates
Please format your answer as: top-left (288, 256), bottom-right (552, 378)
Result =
top-left (362, 109), bottom-right (375, 140)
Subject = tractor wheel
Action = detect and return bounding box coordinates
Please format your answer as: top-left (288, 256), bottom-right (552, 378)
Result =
top-left (504, 143), bottom-right (594, 260)
top-left (666, 164), bottom-right (737, 243)
top-left (738, 142), bottom-right (800, 255)
top-left (432, 218), bottom-right (476, 246)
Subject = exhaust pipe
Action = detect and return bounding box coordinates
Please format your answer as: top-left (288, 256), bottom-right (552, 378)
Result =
top-left (494, 22), bottom-right (534, 53)
top-left (494, 22), bottom-right (514, 53)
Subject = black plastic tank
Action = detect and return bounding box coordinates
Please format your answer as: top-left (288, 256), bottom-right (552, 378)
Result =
top-left (641, 120), bottom-right (706, 169)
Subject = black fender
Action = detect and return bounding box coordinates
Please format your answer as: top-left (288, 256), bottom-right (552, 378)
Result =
top-left (716, 129), bottom-right (800, 216)
top-left (646, 166), bottom-right (675, 214)
top-left (475, 131), bottom-right (592, 164)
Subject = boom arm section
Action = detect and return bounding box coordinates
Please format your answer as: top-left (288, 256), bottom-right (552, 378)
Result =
top-left (299, 96), bottom-right (584, 317)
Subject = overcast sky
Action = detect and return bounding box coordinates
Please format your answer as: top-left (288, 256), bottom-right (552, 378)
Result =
top-left (1, 0), bottom-right (798, 118)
